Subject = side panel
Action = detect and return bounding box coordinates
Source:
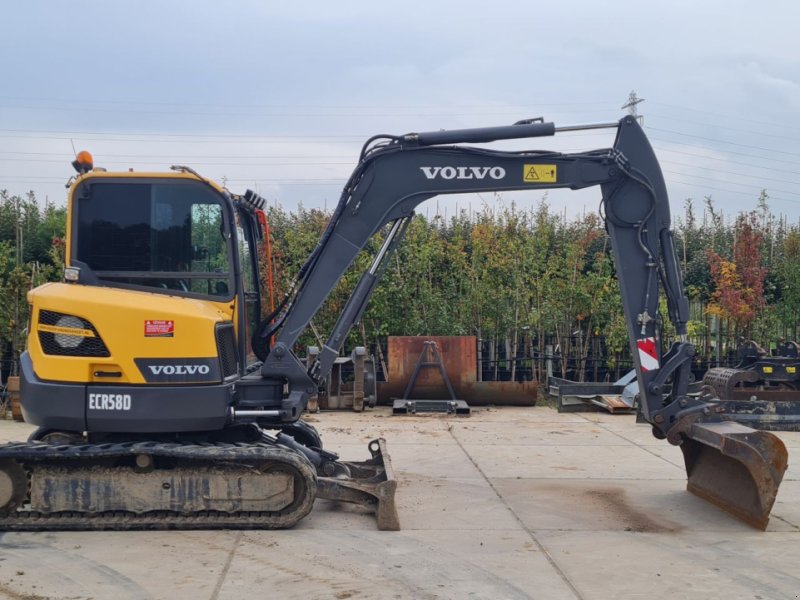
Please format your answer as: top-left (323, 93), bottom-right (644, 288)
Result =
top-left (21, 351), bottom-right (234, 433)
top-left (85, 383), bottom-right (233, 433)
top-left (27, 283), bottom-right (231, 385)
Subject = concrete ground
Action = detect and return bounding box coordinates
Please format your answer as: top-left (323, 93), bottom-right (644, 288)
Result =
top-left (0, 407), bottom-right (798, 600)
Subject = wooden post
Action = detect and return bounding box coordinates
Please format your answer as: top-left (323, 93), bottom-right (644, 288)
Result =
top-left (7, 376), bottom-right (22, 422)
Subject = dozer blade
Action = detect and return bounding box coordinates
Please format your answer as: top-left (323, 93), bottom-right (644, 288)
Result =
top-left (679, 421), bottom-right (788, 530)
top-left (315, 438), bottom-right (400, 531)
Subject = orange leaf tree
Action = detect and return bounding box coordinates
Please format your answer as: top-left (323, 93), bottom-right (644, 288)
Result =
top-left (706, 213), bottom-right (766, 336)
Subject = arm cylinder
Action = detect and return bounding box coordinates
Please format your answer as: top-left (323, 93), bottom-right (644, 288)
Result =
top-left (407, 122), bottom-right (555, 146)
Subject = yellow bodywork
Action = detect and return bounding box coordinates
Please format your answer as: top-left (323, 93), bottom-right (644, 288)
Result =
top-left (28, 282), bottom-right (234, 384)
top-left (28, 169), bottom-right (237, 385)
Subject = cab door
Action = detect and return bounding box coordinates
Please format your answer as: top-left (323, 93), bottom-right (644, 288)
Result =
top-left (235, 208), bottom-right (262, 367)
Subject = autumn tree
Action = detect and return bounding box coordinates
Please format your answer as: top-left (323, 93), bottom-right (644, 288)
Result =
top-left (706, 213), bottom-right (767, 342)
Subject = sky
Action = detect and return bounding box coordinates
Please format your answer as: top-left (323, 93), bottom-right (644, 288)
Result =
top-left (2, 0), bottom-right (799, 223)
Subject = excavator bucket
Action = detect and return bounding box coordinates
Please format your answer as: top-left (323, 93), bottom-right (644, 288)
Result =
top-left (679, 421), bottom-right (788, 530)
top-left (315, 438), bottom-right (400, 530)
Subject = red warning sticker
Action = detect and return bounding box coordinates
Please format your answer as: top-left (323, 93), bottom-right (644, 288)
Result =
top-left (636, 337), bottom-right (659, 371)
top-left (144, 320), bottom-right (174, 338)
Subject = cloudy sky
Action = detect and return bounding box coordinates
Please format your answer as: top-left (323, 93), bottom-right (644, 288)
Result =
top-left (2, 0), bottom-right (799, 222)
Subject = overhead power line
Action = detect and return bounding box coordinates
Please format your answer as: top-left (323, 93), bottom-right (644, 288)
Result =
top-left (646, 126), bottom-right (800, 157)
top-left (0, 128), bottom-right (368, 139)
top-left (648, 101), bottom-right (800, 134)
top-left (0, 103), bottom-right (623, 119)
top-left (0, 126), bottom-right (614, 140)
top-left (0, 157), bottom-right (355, 167)
top-left (662, 168), bottom-right (800, 198)
top-left (0, 151), bottom-right (355, 159)
top-left (0, 95), bottom-right (618, 109)
top-left (0, 130), bottom-right (614, 148)
top-left (652, 144), bottom-right (800, 175)
top-left (0, 175), bottom-right (344, 186)
top-left (648, 113), bottom-right (800, 142)
top-left (0, 135), bottom-right (367, 144)
top-left (659, 159), bottom-right (800, 187)
top-left (664, 176), bottom-right (799, 205)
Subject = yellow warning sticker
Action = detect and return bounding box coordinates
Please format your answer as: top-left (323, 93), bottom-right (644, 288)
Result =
top-left (523, 164), bottom-right (557, 183)
top-left (38, 323), bottom-right (95, 337)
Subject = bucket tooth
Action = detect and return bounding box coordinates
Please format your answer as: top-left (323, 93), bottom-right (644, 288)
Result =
top-left (680, 421), bottom-right (788, 530)
top-left (315, 438), bottom-right (400, 531)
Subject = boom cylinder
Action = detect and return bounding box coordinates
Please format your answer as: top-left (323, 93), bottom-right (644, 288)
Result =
top-left (312, 218), bottom-right (410, 381)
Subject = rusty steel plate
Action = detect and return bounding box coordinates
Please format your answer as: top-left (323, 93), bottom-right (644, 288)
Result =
top-left (379, 336), bottom-right (536, 406)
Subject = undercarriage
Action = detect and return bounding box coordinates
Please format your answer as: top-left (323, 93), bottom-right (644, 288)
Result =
top-left (0, 424), bottom-right (399, 531)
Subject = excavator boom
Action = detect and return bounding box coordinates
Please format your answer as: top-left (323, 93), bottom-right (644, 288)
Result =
top-left (256, 116), bottom-right (787, 529)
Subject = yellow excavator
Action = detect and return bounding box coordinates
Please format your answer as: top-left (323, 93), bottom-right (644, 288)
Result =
top-left (1, 116), bottom-right (788, 531)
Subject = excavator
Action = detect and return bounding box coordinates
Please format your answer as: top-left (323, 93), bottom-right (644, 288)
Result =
top-left (1, 115), bottom-right (788, 531)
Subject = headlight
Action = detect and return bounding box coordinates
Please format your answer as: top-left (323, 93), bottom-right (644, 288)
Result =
top-left (54, 315), bottom-right (86, 349)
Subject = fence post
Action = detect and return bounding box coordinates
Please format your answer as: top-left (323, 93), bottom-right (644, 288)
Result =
top-left (545, 344), bottom-right (553, 382)
top-left (7, 376), bottom-right (22, 422)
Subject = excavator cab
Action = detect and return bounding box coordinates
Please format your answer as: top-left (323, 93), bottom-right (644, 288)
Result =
top-left (23, 171), bottom-right (254, 432)
top-left (70, 171), bottom-right (262, 364)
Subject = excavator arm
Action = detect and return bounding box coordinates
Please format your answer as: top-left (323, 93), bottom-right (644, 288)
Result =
top-left (258, 116), bottom-right (692, 430)
top-left (256, 116), bottom-right (787, 529)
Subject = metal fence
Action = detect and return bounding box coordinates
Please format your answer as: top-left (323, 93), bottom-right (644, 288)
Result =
top-left (477, 354), bottom-right (742, 384)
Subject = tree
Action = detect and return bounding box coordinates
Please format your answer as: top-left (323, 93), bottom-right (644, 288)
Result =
top-left (706, 213), bottom-right (767, 341)
top-left (777, 231), bottom-right (800, 339)
top-left (0, 191), bottom-right (66, 374)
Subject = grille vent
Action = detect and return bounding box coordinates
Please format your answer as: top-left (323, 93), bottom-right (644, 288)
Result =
top-left (215, 322), bottom-right (239, 378)
top-left (38, 310), bottom-right (110, 357)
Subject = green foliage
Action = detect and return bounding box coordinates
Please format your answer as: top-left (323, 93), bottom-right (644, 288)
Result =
top-left (0, 191), bottom-right (67, 370)
top-left (265, 191), bottom-right (799, 379)
top-left (4, 183), bottom-right (798, 382)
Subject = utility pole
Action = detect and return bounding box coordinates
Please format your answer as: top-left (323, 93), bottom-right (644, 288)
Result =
top-left (621, 90), bottom-right (645, 125)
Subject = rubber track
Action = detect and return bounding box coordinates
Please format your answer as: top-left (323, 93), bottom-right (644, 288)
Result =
top-left (0, 440), bottom-right (317, 531)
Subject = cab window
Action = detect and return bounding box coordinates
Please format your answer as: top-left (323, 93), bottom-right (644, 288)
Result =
top-left (75, 180), bottom-right (233, 298)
